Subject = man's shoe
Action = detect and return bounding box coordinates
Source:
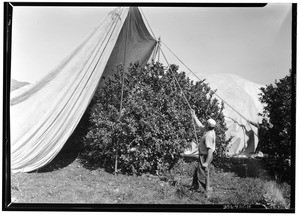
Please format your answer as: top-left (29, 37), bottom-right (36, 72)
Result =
top-left (206, 187), bottom-right (213, 192)
top-left (190, 185), bottom-right (199, 190)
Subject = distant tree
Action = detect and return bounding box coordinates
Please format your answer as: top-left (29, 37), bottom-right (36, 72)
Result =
top-left (257, 70), bottom-right (295, 182)
top-left (80, 62), bottom-right (228, 175)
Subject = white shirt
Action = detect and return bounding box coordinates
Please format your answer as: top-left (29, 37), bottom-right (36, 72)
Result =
top-left (198, 129), bottom-right (216, 155)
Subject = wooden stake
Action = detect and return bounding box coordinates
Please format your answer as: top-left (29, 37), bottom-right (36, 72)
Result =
top-left (114, 148), bottom-right (118, 175)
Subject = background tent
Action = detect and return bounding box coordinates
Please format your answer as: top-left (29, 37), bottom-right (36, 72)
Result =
top-left (10, 79), bottom-right (30, 92)
top-left (182, 73), bottom-right (264, 157)
top-left (10, 7), bottom-right (157, 173)
top-left (199, 73), bottom-right (264, 156)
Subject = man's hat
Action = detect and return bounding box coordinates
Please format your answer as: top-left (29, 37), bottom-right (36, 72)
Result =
top-left (207, 118), bottom-right (216, 128)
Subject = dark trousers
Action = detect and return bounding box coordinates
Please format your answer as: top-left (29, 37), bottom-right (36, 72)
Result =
top-left (192, 154), bottom-right (210, 191)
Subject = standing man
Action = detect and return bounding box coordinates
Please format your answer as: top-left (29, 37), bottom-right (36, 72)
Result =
top-left (190, 109), bottom-right (216, 195)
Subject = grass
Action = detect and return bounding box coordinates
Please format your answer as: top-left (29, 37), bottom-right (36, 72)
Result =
top-left (10, 152), bottom-right (291, 209)
top-left (262, 181), bottom-right (290, 209)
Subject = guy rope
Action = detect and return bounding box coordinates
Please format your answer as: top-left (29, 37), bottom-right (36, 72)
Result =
top-left (160, 47), bottom-right (200, 148)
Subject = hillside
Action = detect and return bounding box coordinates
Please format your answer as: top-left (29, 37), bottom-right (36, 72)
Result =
top-left (11, 79), bottom-right (30, 92)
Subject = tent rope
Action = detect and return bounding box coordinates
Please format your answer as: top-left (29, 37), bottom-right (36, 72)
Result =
top-left (160, 47), bottom-right (200, 147)
top-left (161, 41), bottom-right (258, 137)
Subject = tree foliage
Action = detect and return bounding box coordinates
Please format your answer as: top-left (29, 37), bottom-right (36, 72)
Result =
top-left (257, 70), bottom-right (295, 182)
top-left (80, 62), bottom-right (227, 175)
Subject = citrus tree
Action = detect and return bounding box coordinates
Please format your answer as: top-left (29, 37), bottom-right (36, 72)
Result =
top-left (80, 62), bottom-right (227, 175)
top-left (258, 70), bottom-right (295, 182)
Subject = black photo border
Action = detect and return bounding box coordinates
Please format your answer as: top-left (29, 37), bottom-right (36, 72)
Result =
top-left (3, 2), bottom-right (296, 213)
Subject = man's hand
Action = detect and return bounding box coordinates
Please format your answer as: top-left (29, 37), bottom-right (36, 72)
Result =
top-left (191, 109), bottom-right (205, 129)
top-left (190, 109), bottom-right (196, 117)
top-left (202, 162), bottom-right (208, 168)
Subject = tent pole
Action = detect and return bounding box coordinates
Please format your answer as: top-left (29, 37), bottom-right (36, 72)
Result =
top-left (115, 8), bottom-right (130, 176)
top-left (157, 37), bottom-right (161, 63)
top-left (151, 36), bottom-right (160, 62)
top-left (114, 150), bottom-right (118, 175)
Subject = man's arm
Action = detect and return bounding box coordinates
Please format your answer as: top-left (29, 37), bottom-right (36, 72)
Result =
top-left (202, 148), bottom-right (213, 168)
top-left (202, 133), bottom-right (215, 168)
top-left (247, 120), bottom-right (259, 128)
top-left (191, 109), bottom-right (205, 129)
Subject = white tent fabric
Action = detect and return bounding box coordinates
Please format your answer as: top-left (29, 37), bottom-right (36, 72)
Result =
top-left (206, 74), bottom-right (263, 156)
top-left (184, 73), bottom-right (264, 157)
top-left (10, 7), bottom-right (157, 173)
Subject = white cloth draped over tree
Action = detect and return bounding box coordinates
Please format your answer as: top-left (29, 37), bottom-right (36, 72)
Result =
top-left (10, 7), bottom-right (157, 173)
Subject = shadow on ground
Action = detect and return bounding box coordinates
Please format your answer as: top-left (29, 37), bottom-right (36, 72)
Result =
top-left (214, 157), bottom-right (272, 180)
top-left (34, 135), bottom-right (84, 173)
top-left (31, 111), bottom-right (90, 173)
top-left (182, 156), bottom-right (272, 180)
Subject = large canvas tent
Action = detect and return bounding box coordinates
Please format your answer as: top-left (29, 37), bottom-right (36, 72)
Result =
top-left (10, 7), bottom-right (263, 173)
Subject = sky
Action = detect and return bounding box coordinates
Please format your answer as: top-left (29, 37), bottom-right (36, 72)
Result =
top-left (11, 4), bottom-right (292, 85)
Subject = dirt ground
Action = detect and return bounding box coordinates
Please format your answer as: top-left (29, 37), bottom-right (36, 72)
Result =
top-left (11, 157), bottom-right (207, 204)
top-left (10, 152), bottom-right (291, 209)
